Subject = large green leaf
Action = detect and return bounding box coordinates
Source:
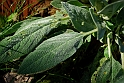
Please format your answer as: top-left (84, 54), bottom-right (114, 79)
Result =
top-left (98, 0), bottom-right (124, 19)
top-left (0, 12), bottom-right (70, 63)
top-left (62, 2), bottom-right (96, 32)
top-left (18, 32), bottom-right (84, 74)
top-left (0, 17), bottom-right (41, 37)
top-left (96, 57), bottom-right (121, 83)
top-left (0, 17), bottom-right (54, 63)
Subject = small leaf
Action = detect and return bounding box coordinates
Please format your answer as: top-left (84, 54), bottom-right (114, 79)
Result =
top-left (51, 0), bottom-right (62, 9)
top-left (98, 0), bottom-right (124, 19)
top-left (62, 2), bottom-right (96, 32)
top-left (104, 46), bottom-right (109, 58)
top-left (105, 21), bottom-right (115, 31)
top-left (89, 8), bottom-right (106, 40)
top-left (18, 32), bottom-right (84, 74)
top-left (7, 13), bottom-right (17, 22)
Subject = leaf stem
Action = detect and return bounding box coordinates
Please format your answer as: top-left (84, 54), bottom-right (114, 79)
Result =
top-left (80, 28), bottom-right (98, 36)
top-left (107, 32), bottom-right (112, 58)
top-left (121, 52), bottom-right (124, 71)
top-left (107, 32), bottom-right (113, 83)
top-left (107, 37), bottom-right (112, 58)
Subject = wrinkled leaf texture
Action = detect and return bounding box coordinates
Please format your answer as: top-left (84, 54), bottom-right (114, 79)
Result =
top-left (96, 57), bottom-right (121, 83)
top-left (18, 32), bottom-right (84, 74)
top-left (62, 2), bottom-right (96, 32)
top-left (0, 16), bottom-right (62, 63)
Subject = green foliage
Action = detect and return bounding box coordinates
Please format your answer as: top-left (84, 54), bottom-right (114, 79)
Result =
top-left (0, 15), bottom-right (7, 29)
top-left (96, 57), bottom-right (121, 83)
top-left (51, 0), bottom-right (84, 9)
top-left (0, 11), bottom-right (69, 63)
top-left (18, 32), bottom-right (84, 74)
top-left (0, 0), bottom-right (124, 82)
top-left (98, 0), bottom-right (124, 19)
top-left (63, 2), bottom-right (95, 32)
top-left (89, 8), bottom-right (106, 40)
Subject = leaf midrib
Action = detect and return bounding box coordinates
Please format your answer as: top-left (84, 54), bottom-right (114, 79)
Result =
top-left (20, 33), bottom-right (83, 73)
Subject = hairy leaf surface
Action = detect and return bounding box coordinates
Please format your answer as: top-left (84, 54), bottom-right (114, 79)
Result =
top-left (18, 32), bottom-right (84, 74)
top-left (96, 57), bottom-right (121, 83)
top-left (62, 2), bottom-right (96, 32)
top-left (0, 17), bottom-right (41, 37)
top-left (0, 13), bottom-right (69, 63)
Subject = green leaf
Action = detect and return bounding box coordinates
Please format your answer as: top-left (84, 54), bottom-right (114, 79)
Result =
top-left (96, 57), bottom-right (121, 83)
top-left (89, 0), bottom-right (107, 11)
top-left (105, 21), bottom-right (115, 31)
top-left (89, 8), bottom-right (106, 40)
top-left (51, 0), bottom-right (62, 9)
top-left (67, 0), bottom-right (84, 6)
top-left (18, 32), bottom-right (83, 74)
top-left (0, 17), bottom-right (53, 63)
top-left (98, 0), bottom-right (124, 19)
top-left (114, 75), bottom-right (124, 83)
top-left (0, 12), bottom-right (69, 63)
top-left (62, 2), bottom-right (96, 32)
top-left (104, 46), bottom-right (109, 58)
top-left (7, 13), bottom-right (17, 22)
top-left (113, 69), bottom-right (124, 83)
top-left (115, 36), bottom-right (124, 53)
top-left (0, 17), bottom-right (41, 37)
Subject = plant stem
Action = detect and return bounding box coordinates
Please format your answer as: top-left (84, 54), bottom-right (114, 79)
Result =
top-left (107, 32), bottom-right (113, 83)
top-left (121, 52), bottom-right (124, 71)
top-left (107, 37), bottom-right (112, 58)
top-left (107, 32), bottom-right (112, 58)
top-left (80, 28), bottom-right (98, 36)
